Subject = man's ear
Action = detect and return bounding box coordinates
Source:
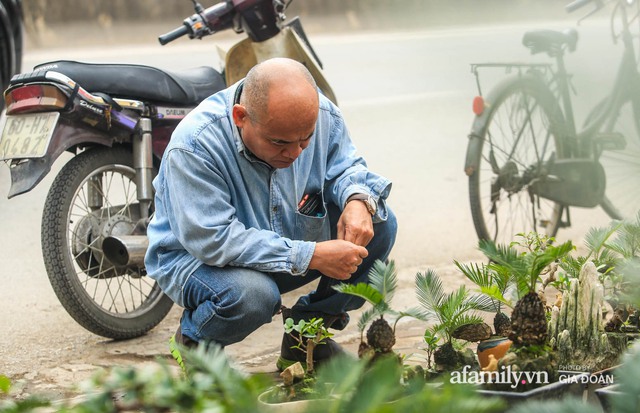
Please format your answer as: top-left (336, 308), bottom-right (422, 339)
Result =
top-left (232, 104), bottom-right (248, 127)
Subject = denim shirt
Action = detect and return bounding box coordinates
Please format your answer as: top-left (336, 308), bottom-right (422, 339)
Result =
top-left (145, 81), bottom-right (392, 306)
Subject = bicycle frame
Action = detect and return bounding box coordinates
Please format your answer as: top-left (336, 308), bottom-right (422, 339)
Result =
top-left (465, 0), bottom-right (640, 244)
top-left (568, 1), bottom-right (640, 155)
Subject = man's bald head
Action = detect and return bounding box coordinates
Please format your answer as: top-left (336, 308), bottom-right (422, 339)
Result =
top-left (240, 58), bottom-right (318, 127)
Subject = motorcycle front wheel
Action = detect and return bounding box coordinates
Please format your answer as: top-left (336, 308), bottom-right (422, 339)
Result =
top-left (41, 146), bottom-right (173, 339)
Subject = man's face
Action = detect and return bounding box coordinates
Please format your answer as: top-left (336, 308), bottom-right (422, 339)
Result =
top-left (233, 105), bottom-right (317, 169)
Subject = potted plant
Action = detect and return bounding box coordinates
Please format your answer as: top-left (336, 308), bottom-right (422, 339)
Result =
top-left (333, 260), bottom-right (406, 362)
top-left (472, 233), bottom-right (576, 395)
top-left (258, 317), bottom-right (337, 411)
top-left (490, 258), bottom-right (640, 413)
top-left (455, 259), bottom-right (514, 368)
top-left (548, 214), bottom-right (640, 402)
top-left (411, 267), bottom-right (494, 373)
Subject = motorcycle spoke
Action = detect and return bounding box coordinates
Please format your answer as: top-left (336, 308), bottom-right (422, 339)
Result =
top-left (64, 164), bottom-right (154, 316)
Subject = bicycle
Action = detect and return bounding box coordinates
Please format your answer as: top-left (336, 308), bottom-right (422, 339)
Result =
top-left (464, 0), bottom-right (640, 244)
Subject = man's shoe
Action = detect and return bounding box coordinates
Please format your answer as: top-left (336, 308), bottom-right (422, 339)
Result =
top-left (276, 306), bottom-right (346, 371)
top-left (169, 325), bottom-right (198, 374)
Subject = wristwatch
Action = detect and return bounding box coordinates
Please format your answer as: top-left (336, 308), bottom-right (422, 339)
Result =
top-left (346, 193), bottom-right (377, 216)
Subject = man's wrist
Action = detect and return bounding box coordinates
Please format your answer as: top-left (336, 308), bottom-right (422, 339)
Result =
top-left (346, 193), bottom-right (377, 216)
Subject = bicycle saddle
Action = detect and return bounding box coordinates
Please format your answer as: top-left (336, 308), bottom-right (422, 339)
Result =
top-left (522, 29), bottom-right (578, 56)
top-left (26, 60), bottom-right (226, 106)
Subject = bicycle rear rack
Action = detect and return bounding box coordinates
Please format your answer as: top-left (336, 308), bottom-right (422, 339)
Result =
top-left (470, 63), bottom-right (553, 96)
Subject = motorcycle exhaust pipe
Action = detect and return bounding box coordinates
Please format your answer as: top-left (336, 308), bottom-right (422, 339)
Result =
top-left (102, 235), bottom-right (148, 267)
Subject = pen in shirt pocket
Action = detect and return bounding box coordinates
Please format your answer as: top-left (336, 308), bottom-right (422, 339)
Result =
top-left (297, 194), bottom-right (310, 209)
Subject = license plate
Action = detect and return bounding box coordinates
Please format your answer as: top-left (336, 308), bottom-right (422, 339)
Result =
top-left (0, 112), bottom-right (60, 160)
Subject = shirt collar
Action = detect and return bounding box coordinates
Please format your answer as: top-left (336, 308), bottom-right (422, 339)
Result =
top-left (230, 80), bottom-right (270, 166)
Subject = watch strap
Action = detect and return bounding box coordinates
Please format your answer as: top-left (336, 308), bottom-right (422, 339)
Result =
top-left (346, 193), bottom-right (376, 216)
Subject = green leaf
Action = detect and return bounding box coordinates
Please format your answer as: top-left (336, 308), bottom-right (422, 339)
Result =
top-left (414, 269), bottom-right (488, 343)
top-left (357, 307), bottom-right (379, 334)
top-left (583, 220), bottom-right (623, 260)
top-left (333, 282), bottom-right (384, 307)
top-left (414, 269), bottom-right (445, 314)
top-left (479, 236), bottom-right (573, 294)
top-left (479, 285), bottom-right (512, 309)
top-left (368, 259), bottom-right (398, 303)
top-left (455, 260), bottom-right (491, 289)
top-left (0, 374), bottom-right (10, 394)
top-left (399, 307), bottom-right (431, 322)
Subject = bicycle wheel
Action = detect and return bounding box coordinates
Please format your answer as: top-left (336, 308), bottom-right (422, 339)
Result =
top-left (467, 75), bottom-right (566, 245)
top-left (598, 95), bottom-right (640, 221)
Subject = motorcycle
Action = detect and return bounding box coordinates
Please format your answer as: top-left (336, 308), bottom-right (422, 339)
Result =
top-left (0, 0), bottom-right (336, 339)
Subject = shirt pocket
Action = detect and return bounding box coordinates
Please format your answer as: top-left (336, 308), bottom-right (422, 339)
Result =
top-left (294, 192), bottom-right (330, 241)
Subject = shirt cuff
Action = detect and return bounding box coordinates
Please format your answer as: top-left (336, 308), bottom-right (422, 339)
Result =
top-left (290, 240), bottom-right (316, 275)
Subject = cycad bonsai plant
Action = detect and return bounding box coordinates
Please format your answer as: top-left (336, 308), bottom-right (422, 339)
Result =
top-left (455, 260), bottom-right (513, 337)
top-left (412, 268), bottom-right (494, 371)
top-left (333, 260), bottom-right (404, 361)
top-left (478, 233), bottom-right (574, 348)
top-left (477, 232), bottom-right (574, 390)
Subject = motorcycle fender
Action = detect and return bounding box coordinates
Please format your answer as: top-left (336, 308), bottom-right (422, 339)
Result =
top-left (7, 121), bottom-right (114, 198)
top-left (224, 27), bottom-right (338, 105)
top-left (464, 111), bottom-right (490, 177)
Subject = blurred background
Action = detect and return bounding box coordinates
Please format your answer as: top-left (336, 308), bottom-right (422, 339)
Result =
top-left (19, 0), bottom-right (568, 48)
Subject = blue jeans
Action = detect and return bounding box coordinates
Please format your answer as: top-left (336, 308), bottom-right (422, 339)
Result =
top-left (179, 206), bottom-right (397, 346)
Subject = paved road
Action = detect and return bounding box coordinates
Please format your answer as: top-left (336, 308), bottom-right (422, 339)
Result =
top-left (0, 11), bottom-right (619, 400)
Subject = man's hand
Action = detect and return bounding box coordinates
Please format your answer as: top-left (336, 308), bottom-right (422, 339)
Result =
top-left (309, 240), bottom-right (369, 280)
top-left (337, 200), bottom-right (374, 247)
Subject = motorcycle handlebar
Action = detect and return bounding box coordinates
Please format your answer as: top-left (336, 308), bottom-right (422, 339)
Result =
top-left (158, 1), bottom-right (235, 46)
top-left (158, 24), bottom-right (190, 45)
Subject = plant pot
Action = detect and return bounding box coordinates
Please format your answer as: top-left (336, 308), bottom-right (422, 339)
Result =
top-left (257, 385), bottom-right (336, 413)
top-left (477, 371), bottom-right (589, 409)
top-left (477, 337), bottom-right (512, 369)
top-left (582, 365), bottom-right (618, 405)
top-left (594, 384), bottom-right (623, 413)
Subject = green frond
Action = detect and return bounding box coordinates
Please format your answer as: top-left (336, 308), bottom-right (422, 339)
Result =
top-left (357, 307), bottom-right (379, 334)
top-left (415, 269), bottom-right (445, 314)
top-left (481, 237), bottom-right (573, 294)
top-left (400, 307), bottom-right (432, 322)
top-left (584, 221), bottom-right (623, 259)
top-left (456, 259), bottom-right (511, 311)
top-left (450, 314), bottom-right (485, 332)
top-left (333, 282), bottom-right (384, 307)
top-left (439, 286), bottom-right (470, 321)
top-left (466, 292), bottom-right (500, 313)
top-left (609, 217), bottom-right (640, 259)
top-left (558, 255), bottom-right (585, 278)
top-left (528, 240), bottom-right (574, 282)
top-left (478, 285), bottom-right (513, 309)
top-left (368, 259), bottom-right (398, 303)
top-left (455, 260), bottom-right (491, 289)
top-left (479, 239), bottom-right (529, 279)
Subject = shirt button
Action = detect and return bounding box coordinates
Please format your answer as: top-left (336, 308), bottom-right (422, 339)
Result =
top-left (272, 206), bottom-right (278, 212)
top-left (292, 267), bottom-right (298, 272)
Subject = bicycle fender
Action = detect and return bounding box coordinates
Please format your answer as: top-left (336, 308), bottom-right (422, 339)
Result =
top-left (7, 121), bottom-right (114, 198)
top-left (464, 111), bottom-right (490, 177)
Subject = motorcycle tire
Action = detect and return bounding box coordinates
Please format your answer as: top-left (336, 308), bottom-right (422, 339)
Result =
top-left (41, 146), bottom-right (173, 339)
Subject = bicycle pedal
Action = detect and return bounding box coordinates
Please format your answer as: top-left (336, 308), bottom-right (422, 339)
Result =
top-left (593, 132), bottom-right (626, 151)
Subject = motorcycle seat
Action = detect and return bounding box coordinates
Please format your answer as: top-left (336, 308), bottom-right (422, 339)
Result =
top-left (32, 60), bottom-right (226, 106)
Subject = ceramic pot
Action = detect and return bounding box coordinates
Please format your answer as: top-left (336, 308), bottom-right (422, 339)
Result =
top-left (257, 386), bottom-right (335, 413)
top-left (477, 337), bottom-right (512, 369)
